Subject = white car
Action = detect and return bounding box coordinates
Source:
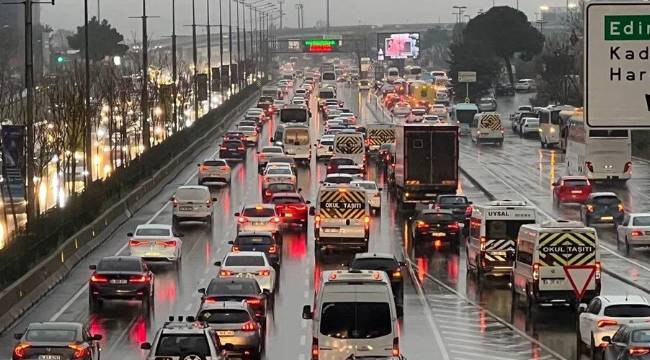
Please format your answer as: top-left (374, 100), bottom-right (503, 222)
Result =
top-left (316, 135), bottom-right (335, 160)
top-left (338, 112), bottom-right (357, 125)
top-left (292, 98), bottom-right (307, 106)
top-left (128, 224), bottom-right (182, 264)
top-left (235, 204), bottom-right (281, 238)
top-left (326, 119), bottom-right (344, 129)
top-left (215, 251), bottom-right (277, 293)
top-left (238, 125), bottom-right (259, 146)
top-left (520, 117), bottom-right (539, 137)
top-left (392, 104), bottom-right (411, 117)
top-left (430, 104), bottom-right (448, 119)
top-left (579, 295), bottom-right (650, 354)
top-left (351, 180), bottom-right (381, 212)
top-left (262, 165), bottom-right (296, 189)
top-left (422, 114), bottom-right (441, 123)
top-left (257, 146), bottom-right (284, 173)
top-left (198, 159), bottom-right (231, 185)
top-left (410, 108), bottom-right (427, 122)
top-left (617, 213), bottom-right (650, 253)
top-left (322, 173), bottom-right (354, 186)
top-left (172, 185), bottom-right (216, 227)
top-left (273, 99), bottom-right (285, 113)
top-left (335, 165), bottom-right (364, 180)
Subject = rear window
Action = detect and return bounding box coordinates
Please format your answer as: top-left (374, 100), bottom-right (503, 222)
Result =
top-left (604, 305), bottom-right (650, 317)
top-left (322, 73), bottom-right (336, 81)
top-left (267, 168), bottom-right (292, 175)
top-left (420, 213), bottom-right (454, 223)
top-left (97, 258), bottom-right (142, 272)
top-left (224, 140), bottom-right (243, 147)
top-left (175, 188), bottom-right (209, 201)
top-left (563, 179), bottom-right (589, 187)
top-left (204, 160), bottom-right (227, 167)
top-left (225, 255), bottom-right (265, 266)
top-left (239, 126), bottom-right (256, 132)
top-left (325, 176), bottom-right (351, 184)
top-left (155, 335), bottom-right (210, 356)
top-left (593, 196), bottom-right (620, 205)
top-left (263, 147), bottom-right (283, 154)
top-left (321, 139), bottom-right (334, 145)
top-left (198, 309), bottom-right (251, 324)
top-left (633, 216), bottom-right (650, 226)
top-left (26, 329), bottom-right (77, 342)
top-left (320, 302), bottom-right (392, 339)
top-left (135, 228), bottom-right (171, 237)
top-left (354, 182), bottom-right (377, 191)
top-left (207, 280), bottom-right (258, 295)
top-left (319, 90), bottom-right (335, 99)
top-left (236, 236), bottom-right (273, 245)
top-left (272, 196), bottom-right (302, 204)
top-left (632, 330), bottom-right (650, 342)
top-left (350, 258), bottom-right (398, 271)
top-left (337, 167), bottom-right (362, 175)
top-left (331, 158), bottom-right (354, 166)
top-left (242, 208), bottom-right (275, 217)
top-left (268, 183), bottom-right (295, 192)
top-left (437, 196), bottom-right (467, 205)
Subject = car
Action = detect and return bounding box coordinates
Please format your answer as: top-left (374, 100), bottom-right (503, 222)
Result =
top-left (510, 105), bottom-right (534, 121)
top-left (273, 99), bottom-right (285, 113)
top-left (172, 185), bottom-right (216, 227)
top-left (581, 192), bottom-right (625, 227)
top-left (127, 224), bottom-right (182, 264)
top-left (238, 125), bottom-right (259, 146)
top-left (198, 278), bottom-right (269, 323)
top-left (392, 103), bottom-right (411, 117)
top-left (477, 97), bottom-right (497, 112)
top-left (338, 112), bottom-right (357, 125)
top-left (219, 139), bottom-right (246, 160)
top-left (322, 173), bottom-right (354, 185)
top-left (514, 78), bottom-right (537, 92)
top-left (422, 114), bottom-right (441, 123)
top-left (265, 156), bottom-right (296, 174)
top-left (410, 108), bottom-right (427, 122)
top-left (224, 131), bottom-right (247, 142)
top-left (315, 135), bottom-right (335, 160)
top-left (235, 204), bottom-right (281, 238)
top-left (496, 82), bottom-right (515, 96)
top-left (239, 119), bottom-right (260, 132)
top-left (327, 156), bottom-right (356, 174)
top-left (257, 146), bottom-right (284, 173)
top-left (553, 175), bottom-right (592, 205)
top-left (602, 323), bottom-right (650, 360)
top-left (262, 181), bottom-right (296, 203)
top-left (326, 119), bottom-right (345, 128)
top-left (520, 117), bottom-right (539, 137)
top-left (262, 165), bottom-right (296, 189)
top-left (410, 209), bottom-right (462, 249)
top-left (351, 180), bottom-right (381, 212)
top-left (617, 213), bottom-right (650, 254)
top-left (335, 164), bottom-right (365, 179)
top-left (230, 231), bottom-right (281, 267)
top-left (435, 195), bottom-right (472, 232)
top-left (140, 317), bottom-right (227, 360)
top-left (579, 295), bottom-right (650, 356)
top-left (327, 110), bottom-right (343, 120)
top-left (215, 251), bottom-right (277, 293)
top-left (349, 252), bottom-right (405, 316)
top-left (358, 79), bottom-right (371, 90)
top-left (292, 98), bottom-right (307, 106)
top-left (198, 159), bottom-right (231, 184)
top-left (88, 256), bottom-right (154, 311)
top-left (270, 192), bottom-right (309, 231)
top-left (197, 301), bottom-right (264, 360)
top-left (12, 322), bottom-right (102, 360)
top-left (246, 107), bottom-right (267, 122)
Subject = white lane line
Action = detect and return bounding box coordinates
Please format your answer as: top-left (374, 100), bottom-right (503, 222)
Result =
top-left (104, 316), bottom-right (138, 355)
top-left (301, 320), bottom-right (307, 329)
top-left (50, 143), bottom-right (221, 321)
top-left (450, 350), bottom-right (519, 360)
top-left (300, 335), bottom-right (306, 346)
top-left (303, 290), bottom-right (309, 299)
top-left (304, 278), bottom-right (309, 286)
top-left (299, 354), bottom-right (306, 360)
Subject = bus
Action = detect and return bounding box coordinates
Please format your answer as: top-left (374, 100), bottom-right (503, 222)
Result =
top-left (565, 111), bottom-right (631, 181)
top-left (539, 105), bottom-right (574, 149)
top-left (404, 65), bottom-right (423, 80)
top-left (279, 104), bottom-right (310, 126)
top-left (453, 103), bottom-right (479, 135)
top-left (407, 81), bottom-right (436, 109)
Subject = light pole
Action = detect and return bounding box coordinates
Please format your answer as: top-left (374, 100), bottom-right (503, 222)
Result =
top-left (219, 0), bottom-right (224, 97)
top-left (452, 5), bottom-right (467, 23)
top-left (192, 0), bottom-right (199, 122)
top-left (236, 0), bottom-right (241, 89)
top-left (206, 0), bottom-right (212, 102)
top-left (326, 0), bottom-right (329, 33)
top-left (228, 0), bottom-right (233, 93)
top-left (277, 0), bottom-right (283, 29)
top-left (171, 0), bottom-right (178, 131)
top-left (84, 0), bottom-right (92, 184)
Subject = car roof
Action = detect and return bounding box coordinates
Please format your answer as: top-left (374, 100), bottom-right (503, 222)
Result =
top-left (243, 203), bottom-right (276, 210)
top-left (598, 295), bottom-right (649, 305)
top-left (27, 322), bottom-right (83, 331)
top-left (177, 185), bottom-right (209, 191)
top-left (261, 146), bottom-right (283, 151)
top-left (236, 231), bottom-right (275, 237)
top-left (226, 251), bottom-right (266, 257)
top-left (353, 252), bottom-right (396, 261)
top-left (271, 192), bottom-right (302, 198)
top-left (560, 175), bottom-right (589, 180)
top-left (135, 224), bottom-right (173, 230)
top-left (338, 165), bottom-right (363, 169)
top-left (590, 192), bottom-right (619, 198)
top-left (325, 173), bottom-right (354, 178)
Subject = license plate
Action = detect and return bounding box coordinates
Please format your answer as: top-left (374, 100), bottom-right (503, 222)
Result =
top-left (323, 228), bottom-right (339, 233)
top-left (39, 355), bottom-right (61, 360)
top-left (571, 190), bottom-right (582, 194)
top-left (110, 279), bottom-right (127, 284)
top-left (431, 232), bottom-right (446, 237)
top-left (180, 206), bottom-right (193, 211)
top-left (601, 216), bottom-right (614, 221)
top-left (217, 330), bottom-right (235, 336)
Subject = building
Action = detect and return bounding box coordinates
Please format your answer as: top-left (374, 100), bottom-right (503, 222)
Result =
top-left (0, 4), bottom-right (44, 79)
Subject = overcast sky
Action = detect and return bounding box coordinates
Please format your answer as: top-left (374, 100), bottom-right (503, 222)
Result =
top-left (41, 0), bottom-right (573, 41)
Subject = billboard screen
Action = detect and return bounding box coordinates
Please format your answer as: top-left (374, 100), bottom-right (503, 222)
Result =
top-left (376, 32), bottom-right (420, 59)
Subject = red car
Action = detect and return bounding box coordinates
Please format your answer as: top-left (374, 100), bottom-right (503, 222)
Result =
top-left (552, 175), bottom-right (592, 204)
top-left (326, 157), bottom-right (355, 175)
top-left (270, 192), bottom-right (310, 231)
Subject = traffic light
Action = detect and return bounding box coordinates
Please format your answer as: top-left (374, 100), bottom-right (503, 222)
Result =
top-left (56, 55), bottom-right (64, 63)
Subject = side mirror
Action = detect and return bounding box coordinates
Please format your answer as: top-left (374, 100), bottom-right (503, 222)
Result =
top-left (234, 212), bottom-right (241, 217)
top-left (13, 333), bottom-right (23, 340)
top-left (270, 137), bottom-right (275, 142)
top-left (227, 240), bottom-right (234, 245)
top-left (197, 163), bottom-right (201, 167)
top-left (578, 303), bottom-right (588, 313)
top-left (302, 305), bottom-right (312, 320)
top-left (263, 288), bottom-right (271, 295)
top-left (91, 334), bottom-right (103, 341)
top-left (198, 288), bottom-right (206, 295)
top-left (214, 261), bottom-right (222, 267)
top-left (126, 232), bottom-right (134, 237)
top-left (309, 206), bottom-right (316, 216)
top-left (468, 201), bottom-right (473, 205)
top-left (551, 182), bottom-right (558, 186)
top-left (305, 200), bottom-right (311, 205)
top-left (298, 188), bottom-right (303, 192)
top-left (89, 265), bottom-right (97, 270)
top-left (602, 336), bottom-right (612, 344)
top-left (140, 342), bottom-right (152, 350)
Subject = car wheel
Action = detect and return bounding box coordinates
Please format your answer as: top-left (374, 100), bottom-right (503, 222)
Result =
top-left (591, 335), bottom-right (602, 360)
top-left (625, 237), bottom-right (631, 255)
top-left (553, 196), bottom-right (559, 208)
top-left (206, 215), bottom-right (213, 226)
top-left (89, 294), bottom-right (101, 312)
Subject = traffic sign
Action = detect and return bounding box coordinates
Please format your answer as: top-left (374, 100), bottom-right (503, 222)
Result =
top-left (585, 2), bottom-right (650, 128)
top-left (563, 265), bottom-right (597, 301)
top-left (457, 71), bottom-right (476, 83)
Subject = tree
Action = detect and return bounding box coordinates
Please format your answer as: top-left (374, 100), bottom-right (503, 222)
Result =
top-left (448, 40), bottom-right (501, 101)
top-left (463, 6), bottom-right (544, 85)
top-left (68, 17), bottom-right (129, 61)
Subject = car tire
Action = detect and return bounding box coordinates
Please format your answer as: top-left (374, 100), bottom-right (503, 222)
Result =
top-left (553, 196), bottom-right (559, 208)
top-left (89, 295), bottom-right (101, 312)
top-left (206, 215), bottom-right (213, 226)
top-left (591, 335), bottom-right (602, 360)
top-left (525, 284), bottom-right (535, 314)
top-left (625, 237), bottom-right (631, 255)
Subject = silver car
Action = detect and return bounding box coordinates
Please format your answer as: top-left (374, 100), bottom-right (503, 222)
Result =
top-left (235, 204), bottom-right (281, 237)
top-left (197, 301), bottom-right (263, 359)
top-left (172, 186), bottom-right (216, 227)
top-left (128, 224), bottom-right (182, 264)
top-left (198, 159), bottom-right (231, 185)
top-left (617, 213), bottom-right (650, 253)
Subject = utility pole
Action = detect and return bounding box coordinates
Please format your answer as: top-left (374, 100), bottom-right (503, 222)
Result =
top-left (452, 5), bottom-right (467, 23)
top-left (192, 0), bottom-right (199, 122)
top-left (171, 0), bottom-right (178, 131)
top-left (326, 0), bottom-right (330, 33)
top-left (277, 0), bottom-right (283, 29)
top-left (228, 0), bottom-right (233, 93)
top-left (236, 0), bottom-right (241, 89)
top-left (242, 1), bottom-right (247, 85)
top-left (84, 0), bottom-right (92, 184)
top-left (249, 4), bottom-right (253, 83)
top-left (141, 0), bottom-right (151, 149)
top-left (219, 0), bottom-right (224, 97)
top-left (206, 0), bottom-right (212, 103)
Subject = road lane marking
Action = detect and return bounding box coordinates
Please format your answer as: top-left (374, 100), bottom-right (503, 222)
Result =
top-left (300, 335), bottom-right (306, 346)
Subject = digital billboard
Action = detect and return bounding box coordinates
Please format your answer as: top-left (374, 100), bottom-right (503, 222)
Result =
top-left (376, 32), bottom-right (420, 59)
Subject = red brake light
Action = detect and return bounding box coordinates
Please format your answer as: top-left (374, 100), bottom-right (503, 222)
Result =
top-left (479, 236), bottom-right (487, 251)
top-left (268, 245), bottom-right (277, 254)
top-left (392, 337), bottom-right (400, 356)
top-left (219, 145), bottom-right (227, 150)
top-left (448, 222), bottom-right (460, 231)
top-left (90, 273), bottom-right (108, 283)
top-left (264, 190), bottom-right (272, 197)
top-left (204, 297), bottom-right (218, 304)
top-left (219, 270), bottom-right (234, 277)
top-left (624, 161), bottom-right (632, 174)
top-left (416, 220), bottom-right (428, 229)
top-left (241, 320), bottom-right (257, 331)
top-left (629, 347), bottom-right (650, 356)
top-left (585, 161), bottom-right (594, 172)
top-left (532, 262), bottom-right (540, 281)
top-left (595, 261), bottom-right (601, 280)
top-left (257, 269), bottom-right (271, 276)
top-left (13, 343), bottom-right (30, 358)
top-left (129, 275), bottom-right (149, 283)
top-left (311, 337), bottom-right (319, 360)
top-left (200, 165), bottom-right (208, 172)
top-left (597, 319), bottom-right (618, 327)
top-left (465, 206), bottom-right (473, 216)
top-left (69, 343), bottom-right (90, 358)
top-left (238, 216), bottom-right (248, 223)
top-left (157, 240), bottom-right (177, 247)
top-left (246, 298), bottom-right (262, 305)
top-left (632, 230), bottom-right (644, 237)
top-left (271, 216), bottom-right (281, 223)
top-left (392, 270), bottom-right (402, 278)
top-left (232, 245), bottom-right (240, 252)
top-left (129, 240), bottom-right (147, 247)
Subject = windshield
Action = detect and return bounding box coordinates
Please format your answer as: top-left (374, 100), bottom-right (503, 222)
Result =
top-left (320, 302), bottom-right (392, 339)
top-left (135, 228), bottom-right (171, 237)
top-left (420, 213), bottom-right (454, 223)
top-left (323, 72), bottom-right (336, 80)
top-left (155, 335), bottom-right (210, 356)
top-left (198, 309), bottom-right (251, 324)
top-left (225, 255), bottom-right (265, 266)
top-left (634, 217), bottom-right (650, 226)
top-left (319, 91), bottom-right (335, 99)
top-left (632, 330), bottom-right (650, 343)
top-left (563, 179), bottom-right (589, 187)
top-left (26, 329), bottom-right (77, 342)
top-left (204, 160), bottom-right (227, 167)
top-left (97, 258), bottom-right (141, 272)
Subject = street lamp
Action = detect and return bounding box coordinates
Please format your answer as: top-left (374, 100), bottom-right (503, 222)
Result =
top-left (452, 5), bottom-right (467, 23)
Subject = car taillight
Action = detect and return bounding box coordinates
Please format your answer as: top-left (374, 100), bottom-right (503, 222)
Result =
top-left (13, 343), bottom-right (30, 358)
top-left (629, 347), bottom-right (650, 356)
top-left (416, 220), bottom-right (428, 229)
top-left (632, 230), bottom-right (644, 237)
top-left (219, 145), bottom-right (227, 150)
top-left (447, 222), bottom-right (459, 231)
top-left (232, 245), bottom-right (240, 252)
top-left (392, 337), bottom-right (400, 356)
top-left (246, 298), bottom-right (262, 305)
top-left (172, 198), bottom-right (178, 208)
top-left (241, 320), bottom-right (257, 331)
top-left (315, 215), bottom-right (321, 228)
top-left (392, 270), bottom-right (402, 278)
top-left (238, 146), bottom-right (245, 150)
top-left (129, 240), bottom-right (147, 247)
top-left (219, 270), bottom-right (234, 276)
top-left (479, 236), bottom-right (487, 251)
top-left (268, 245), bottom-right (277, 254)
top-left (129, 275), bottom-right (149, 283)
top-left (465, 206), bottom-right (473, 216)
top-left (618, 203), bottom-right (625, 212)
top-left (532, 262), bottom-right (540, 281)
top-left (595, 261), bottom-right (601, 280)
top-left (257, 269), bottom-right (271, 276)
top-left (157, 240), bottom-right (177, 247)
top-left (625, 161), bottom-right (632, 174)
top-left (200, 165), bottom-right (208, 172)
top-left (311, 337), bottom-right (319, 360)
top-left (69, 343), bottom-right (90, 359)
top-left (204, 297), bottom-right (218, 304)
top-left (238, 216), bottom-right (248, 223)
top-left (265, 190), bottom-right (272, 198)
top-left (90, 273), bottom-right (108, 283)
top-left (597, 319), bottom-right (618, 327)
top-left (585, 161), bottom-right (594, 172)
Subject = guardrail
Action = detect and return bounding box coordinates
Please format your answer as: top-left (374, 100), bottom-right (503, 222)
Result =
top-left (366, 92), bottom-right (394, 124)
top-left (0, 84), bottom-right (263, 334)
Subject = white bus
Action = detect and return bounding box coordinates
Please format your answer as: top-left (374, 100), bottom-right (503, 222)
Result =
top-left (539, 105), bottom-right (574, 149)
top-left (404, 65), bottom-right (422, 80)
top-left (386, 67), bottom-right (399, 83)
top-left (282, 125), bottom-right (311, 164)
top-left (566, 111), bottom-right (632, 181)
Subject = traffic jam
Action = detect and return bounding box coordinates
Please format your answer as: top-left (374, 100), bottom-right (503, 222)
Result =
top-left (6, 54), bottom-right (650, 360)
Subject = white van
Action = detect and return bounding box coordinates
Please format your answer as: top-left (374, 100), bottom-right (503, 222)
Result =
top-left (311, 185), bottom-right (370, 254)
top-left (512, 220), bottom-right (601, 309)
top-left (302, 270), bottom-right (400, 360)
top-left (386, 67), bottom-right (399, 83)
top-left (321, 71), bottom-right (337, 88)
top-left (333, 132), bottom-right (366, 167)
top-left (466, 200), bottom-right (537, 277)
top-left (282, 125), bottom-right (311, 164)
top-left (471, 112), bottom-right (504, 145)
